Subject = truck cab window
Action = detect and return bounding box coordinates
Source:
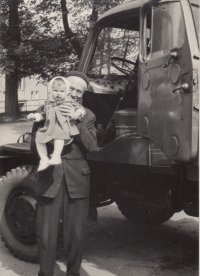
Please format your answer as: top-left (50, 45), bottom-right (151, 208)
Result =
top-left (140, 6), bottom-right (152, 61)
top-left (84, 27), bottom-right (139, 141)
top-left (190, 1), bottom-right (199, 44)
top-left (87, 27), bottom-right (139, 76)
top-left (151, 2), bottom-right (185, 58)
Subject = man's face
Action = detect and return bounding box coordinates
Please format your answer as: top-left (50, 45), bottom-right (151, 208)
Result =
top-left (51, 82), bottom-right (67, 102)
top-left (67, 76), bottom-right (87, 103)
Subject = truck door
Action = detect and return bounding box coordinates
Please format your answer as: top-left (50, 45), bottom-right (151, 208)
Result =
top-left (137, 0), bottom-right (199, 162)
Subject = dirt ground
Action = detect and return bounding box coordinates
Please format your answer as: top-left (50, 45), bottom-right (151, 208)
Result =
top-left (0, 122), bottom-right (199, 276)
top-left (0, 205), bottom-right (198, 276)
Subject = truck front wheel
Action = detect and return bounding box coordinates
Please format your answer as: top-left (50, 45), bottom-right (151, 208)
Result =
top-left (115, 197), bottom-right (175, 227)
top-left (0, 166), bottom-right (38, 263)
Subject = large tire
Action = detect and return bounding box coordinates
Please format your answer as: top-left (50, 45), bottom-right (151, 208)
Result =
top-left (0, 166), bottom-right (39, 263)
top-left (115, 197), bottom-right (175, 227)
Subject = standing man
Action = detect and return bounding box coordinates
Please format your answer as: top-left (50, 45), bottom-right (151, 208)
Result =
top-left (31, 71), bottom-right (97, 276)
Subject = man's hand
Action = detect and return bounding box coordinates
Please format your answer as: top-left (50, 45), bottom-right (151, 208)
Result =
top-left (59, 102), bottom-right (76, 118)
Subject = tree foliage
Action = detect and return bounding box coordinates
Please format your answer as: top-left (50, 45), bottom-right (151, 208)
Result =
top-left (0, 0), bottom-right (129, 117)
top-left (1, 0), bottom-right (127, 82)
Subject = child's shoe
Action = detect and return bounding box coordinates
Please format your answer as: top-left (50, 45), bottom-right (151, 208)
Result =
top-left (37, 160), bottom-right (50, 172)
top-left (48, 154), bottom-right (62, 165)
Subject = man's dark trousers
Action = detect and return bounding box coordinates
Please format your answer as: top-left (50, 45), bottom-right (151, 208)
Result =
top-left (36, 179), bottom-right (89, 276)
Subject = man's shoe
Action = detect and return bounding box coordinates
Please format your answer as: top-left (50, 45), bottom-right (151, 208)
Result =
top-left (37, 160), bottom-right (50, 171)
top-left (48, 154), bottom-right (62, 165)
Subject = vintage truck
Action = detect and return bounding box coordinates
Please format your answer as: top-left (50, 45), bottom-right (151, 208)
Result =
top-left (0, 0), bottom-right (199, 263)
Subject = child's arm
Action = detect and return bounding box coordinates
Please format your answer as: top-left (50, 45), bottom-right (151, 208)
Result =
top-left (27, 112), bottom-right (44, 122)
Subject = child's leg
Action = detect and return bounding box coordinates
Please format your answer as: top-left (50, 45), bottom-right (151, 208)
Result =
top-left (36, 140), bottom-right (50, 171)
top-left (53, 139), bottom-right (65, 155)
top-left (36, 140), bottom-right (49, 161)
top-left (48, 139), bottom-right (64, 165)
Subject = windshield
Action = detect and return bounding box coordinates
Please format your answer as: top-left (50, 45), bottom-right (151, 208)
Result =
top-left (87, 27), bottom-right (139, 76)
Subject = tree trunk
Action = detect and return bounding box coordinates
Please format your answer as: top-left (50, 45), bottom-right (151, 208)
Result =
top-left (61, 0), bottom-right (83, 59)
top-left (5, 73), bottom-right (20, 117)
top-left (90, 0), bottom-right (99, 27)
top-left (61, 0), bottom-right (100, 60)
top-left (5, 0), bottom-right (20, 118)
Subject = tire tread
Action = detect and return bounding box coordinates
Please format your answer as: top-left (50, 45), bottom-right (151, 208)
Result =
top-left (0, 165), bottom-right (38, 263)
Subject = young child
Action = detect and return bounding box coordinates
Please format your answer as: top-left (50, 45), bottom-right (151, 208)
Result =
top-left (27, 76), bottom-right (86, 171)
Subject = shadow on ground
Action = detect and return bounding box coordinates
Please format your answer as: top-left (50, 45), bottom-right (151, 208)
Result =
top-left (0, 204), bottom-right (198, 276)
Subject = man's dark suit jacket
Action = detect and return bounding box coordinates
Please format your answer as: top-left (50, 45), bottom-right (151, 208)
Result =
top-left (30, 107), bottom-right (97, 199)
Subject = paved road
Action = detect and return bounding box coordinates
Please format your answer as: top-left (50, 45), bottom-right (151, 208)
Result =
top-left (0, 121), bottom-right (199, 276)
top-left (0, 121), bottom-right (32, 146)
top-left (0, 204), bottom-right (198, 276)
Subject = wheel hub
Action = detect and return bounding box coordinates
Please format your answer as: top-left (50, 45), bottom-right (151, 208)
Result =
top-left (6, 194), bottom-right (37, 245)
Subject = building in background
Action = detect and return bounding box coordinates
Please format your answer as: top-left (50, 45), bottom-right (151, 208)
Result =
top-left (0, 74), bottom-right (47, 113)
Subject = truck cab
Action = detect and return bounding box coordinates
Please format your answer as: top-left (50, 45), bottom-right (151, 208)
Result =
top-left (80, 0), bottom-right (199, 163)
top-left (78, 0), bottom-right (199, 219)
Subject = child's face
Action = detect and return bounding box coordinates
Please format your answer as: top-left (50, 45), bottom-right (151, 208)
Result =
top-left (51, 81), bottom-right (67, 102)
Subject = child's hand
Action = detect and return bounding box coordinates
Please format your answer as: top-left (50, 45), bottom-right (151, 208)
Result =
top-left (70, 111), bottom-right (81, 120)
top-left (70, 109), bottom-right (86, 121)
top-left (27, 113), bottom-right (35, 120)
top-left (27, 113), bottom-right (42, 122)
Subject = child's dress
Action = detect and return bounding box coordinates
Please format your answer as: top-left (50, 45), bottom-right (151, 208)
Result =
top-left (36, 97), bottom-right (84, 144)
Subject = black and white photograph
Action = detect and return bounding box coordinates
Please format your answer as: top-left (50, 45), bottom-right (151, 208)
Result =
top-left (0, 0), bottom-right (199, 275)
